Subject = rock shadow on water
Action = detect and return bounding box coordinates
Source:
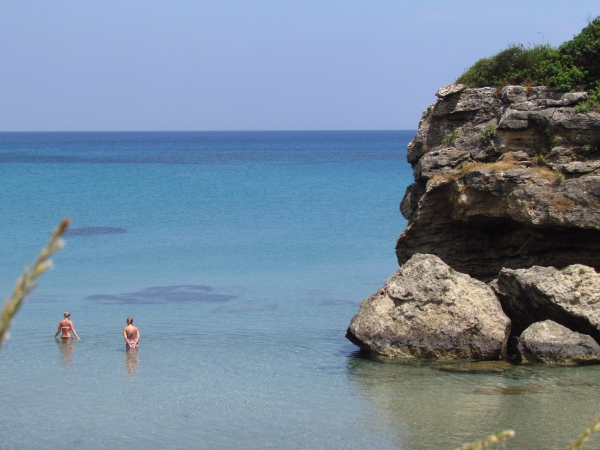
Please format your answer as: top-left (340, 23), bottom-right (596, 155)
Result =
top-left (335, 343), bottom-right (364, 358)
top-left (65, 227), bottom-right (127, 237)
top-left (343, 352), bottom-right (600, 449)
top-left (87, 285), bottom-right (236, 305)
top-left (433, 361), bottom-right (514, 374)
top-left (343, 354), bottom-right (511, 450)
top-left (474, 384), bottom-right (551, 395)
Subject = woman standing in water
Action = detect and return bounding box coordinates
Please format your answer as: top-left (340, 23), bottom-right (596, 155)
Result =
top-left (123, 317), bottom-right (140, 349)
top-left (54, 312), bottom-right (80, 340)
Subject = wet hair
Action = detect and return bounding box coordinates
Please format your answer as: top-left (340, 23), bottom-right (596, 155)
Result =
top-left (63, 312), bottom-right (70, 318)
top-left (126, 317), bottom-right (133, 325)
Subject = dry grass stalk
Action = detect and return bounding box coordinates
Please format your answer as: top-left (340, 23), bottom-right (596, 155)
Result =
top-left (567, 414), bottom-right (600, 450)
top-left (455, 430), bottom-right (515, 450)
top-left (460, 154), bottom-right (521, 176)
top-left (524, 82), bottom-right (534, 96)
top-left (0, 218), bottom-right (70, 349)
top-left (428, 173), bottom-right (459, 185)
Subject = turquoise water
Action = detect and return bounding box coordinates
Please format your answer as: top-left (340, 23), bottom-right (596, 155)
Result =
top-left (0, 131), bottom-right (599, 449)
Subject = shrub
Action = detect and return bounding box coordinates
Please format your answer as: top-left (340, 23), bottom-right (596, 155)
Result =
top-left (532, 134), bottom-right (557, 166)
top-left (575, 83), bottom-right (600, 113)
top-left (456, 16), bottom-right (600, 111)
top-left (580, 143), bottom-right (600, 159)
top-left (456, 44), bottom-right (552, 87)
top-left (480, 124), bottom-right (497, 153)
top-left (532, 154), bottom-right (546, 166)
top-left (441, 130), bottom-right (459, 146)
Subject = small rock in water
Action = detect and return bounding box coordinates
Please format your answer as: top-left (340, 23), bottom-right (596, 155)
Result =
top-left (518, 320), bottom-right (600, 365)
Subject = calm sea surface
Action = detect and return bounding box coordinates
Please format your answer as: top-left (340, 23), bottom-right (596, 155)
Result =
top-left (0, 131), bottom-right (599, 450)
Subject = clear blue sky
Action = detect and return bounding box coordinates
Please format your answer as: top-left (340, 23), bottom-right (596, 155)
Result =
top-left (1, 0), bottom-right (599, 131)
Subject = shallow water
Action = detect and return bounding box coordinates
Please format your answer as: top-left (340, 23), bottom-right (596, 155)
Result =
top-left (0, 131), bottom-right (598, 449)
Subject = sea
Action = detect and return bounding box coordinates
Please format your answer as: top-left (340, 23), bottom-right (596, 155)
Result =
top-left (0, 131), bottom-right (599, 450)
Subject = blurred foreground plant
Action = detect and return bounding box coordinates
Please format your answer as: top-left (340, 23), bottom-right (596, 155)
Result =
top-left (0, 218), bottom-right (70, 349)
top-left (567, 414), bottom-right (600, 450)
top-left (455, 430), bottom-right (515, 450)
top-left (457, 412), bottom-right (600, 450)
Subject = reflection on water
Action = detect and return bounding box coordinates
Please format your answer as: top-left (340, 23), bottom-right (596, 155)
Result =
top-left (55, 339), bottom-right (75, 368)
top-left (346, 354), bottom-right (600, 449)
top-left (124, 348), bottom-right (140, 376)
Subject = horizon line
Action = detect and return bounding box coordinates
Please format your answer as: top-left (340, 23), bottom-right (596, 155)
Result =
top-left (0, 129), bottom-right (417, 133)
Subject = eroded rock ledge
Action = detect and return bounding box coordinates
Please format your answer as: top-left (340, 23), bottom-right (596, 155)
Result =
top-left (397, 85), bottom-right (600, 282)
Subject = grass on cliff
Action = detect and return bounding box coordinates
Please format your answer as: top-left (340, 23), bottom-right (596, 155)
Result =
top-left (427, 153), bottom-right (565, 186)
top-left (456, 16), bottom-right (600, 112)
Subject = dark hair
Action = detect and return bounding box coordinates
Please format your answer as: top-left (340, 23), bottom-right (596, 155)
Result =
top-left (126, 317), bottom-right (133, 325)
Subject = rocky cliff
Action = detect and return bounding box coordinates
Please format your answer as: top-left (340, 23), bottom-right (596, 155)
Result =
top-left (347, 84), bottom-right (600, 362)
top-left (398, 84), bottom-right (600, 281)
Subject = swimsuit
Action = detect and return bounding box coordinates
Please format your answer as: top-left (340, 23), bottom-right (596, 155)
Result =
top-left (61, 325), bottom-right (71, 339)
top-left (126, 331), bottom-right (137, 348)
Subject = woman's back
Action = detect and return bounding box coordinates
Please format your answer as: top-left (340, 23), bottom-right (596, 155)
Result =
top-left (124, 325), bottom-right (138, 339)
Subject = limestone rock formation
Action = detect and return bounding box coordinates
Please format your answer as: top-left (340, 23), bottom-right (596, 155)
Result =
top-left (494, 264), bottom-right (600, 342)
top-left (346, 254), bottom-right (510, 360)
top-left (347, 84), bottom-right (600, 362)
top-left (517, 320), bottom-right (600, 365)
top-left (397, 85), bottom-right (600, 281)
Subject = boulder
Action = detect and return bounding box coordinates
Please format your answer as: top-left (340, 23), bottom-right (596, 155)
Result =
top-left (494, 264), bottom-right (600, 342)
top-left (345, 254), bottom-right (510, 360)
top-left (518, 320), bottom-right (600, 365)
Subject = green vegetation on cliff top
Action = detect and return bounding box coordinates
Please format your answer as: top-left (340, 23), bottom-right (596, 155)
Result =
top-left (456, 17), bottom-right (600, 112)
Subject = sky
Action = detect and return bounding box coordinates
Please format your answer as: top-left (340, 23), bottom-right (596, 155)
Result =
top-left (1, 0), bottom-right (599, 131)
